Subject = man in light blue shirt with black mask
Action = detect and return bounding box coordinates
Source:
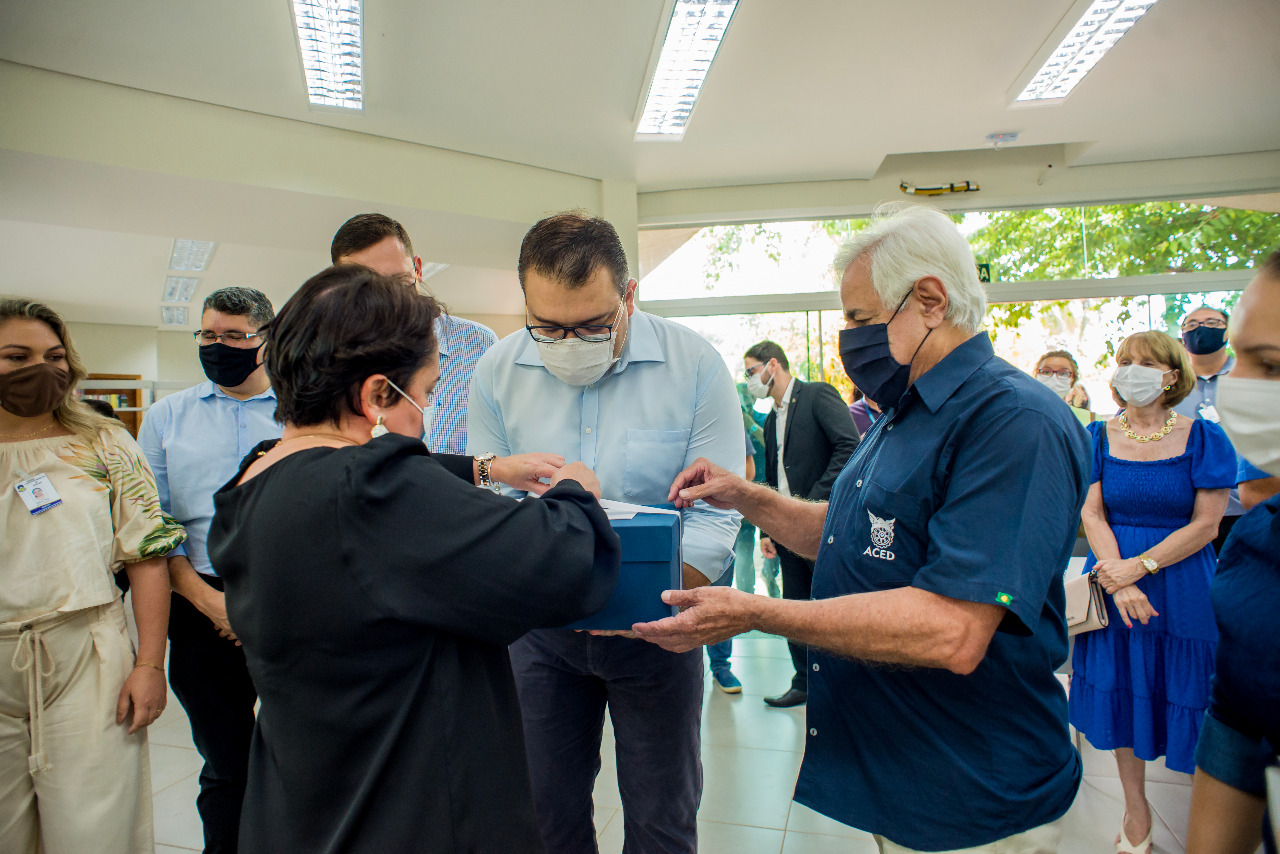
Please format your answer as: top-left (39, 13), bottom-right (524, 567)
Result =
top-left (138, 287), bottom-right (281, 854)
top-left (467, 212), bottom-right (743, 854)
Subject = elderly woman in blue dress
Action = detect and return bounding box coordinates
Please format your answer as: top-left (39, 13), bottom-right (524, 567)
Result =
top-left (1071, 330), bottom-right (1235, 854)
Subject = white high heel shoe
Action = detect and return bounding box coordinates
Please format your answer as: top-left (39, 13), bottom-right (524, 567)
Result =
top-left (1116, 811), bottom-right (1153, 854)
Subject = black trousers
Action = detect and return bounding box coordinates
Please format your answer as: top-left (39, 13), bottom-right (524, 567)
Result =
top-left (167, 577), bottom-right (257, 854)
top-left (777, 545), bottom-right (814, 692)
top-left (1212, 512), bottom-right (1240, 555)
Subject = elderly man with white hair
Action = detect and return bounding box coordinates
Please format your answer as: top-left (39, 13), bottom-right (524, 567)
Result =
top-left (634, 205), bottom-right (1092, 853)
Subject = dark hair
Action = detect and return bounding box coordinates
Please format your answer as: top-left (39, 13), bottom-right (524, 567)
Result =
top-left (1181, 305), bottom-right (1229, 326)
top-left (203, 287), bottom-right (275, 329)
top-left (1260, 248), bottom-right (1280, 279)
top-left (517, 211), bottom-right (629, 297)
top-left (330, 213), bottom-right (414, 264)
top-left (82, 398), bottom-right (122, 420)
top-left (744, 340), bottom-right (790, 372)
top-left (265, 266), bottom-right (442, 426)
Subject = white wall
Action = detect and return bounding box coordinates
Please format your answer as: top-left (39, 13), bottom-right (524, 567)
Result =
top-left (459, 312), bottom-right (524, 340)
top-left (156, 330), bottom-right (205, 386)
top-left (65, 322), bottom-right (157, 380)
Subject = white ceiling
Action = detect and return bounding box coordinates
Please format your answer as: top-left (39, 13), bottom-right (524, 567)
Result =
top-left (1, 0), bottom-right (1278, 328)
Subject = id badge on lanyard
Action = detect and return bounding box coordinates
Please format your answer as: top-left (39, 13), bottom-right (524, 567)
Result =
top-left (15, 474), bottom-right (62, 515)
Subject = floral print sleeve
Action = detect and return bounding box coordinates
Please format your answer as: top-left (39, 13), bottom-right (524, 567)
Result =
top-left (59, 427), bottom-right (187, 567)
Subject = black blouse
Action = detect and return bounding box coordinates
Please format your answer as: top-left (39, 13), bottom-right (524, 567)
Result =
top-left (208, 434), bottom-right (620, 853)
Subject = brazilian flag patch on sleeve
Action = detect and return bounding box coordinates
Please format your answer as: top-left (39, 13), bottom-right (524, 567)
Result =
top-left (996, 592), bottom-right (1013, 605)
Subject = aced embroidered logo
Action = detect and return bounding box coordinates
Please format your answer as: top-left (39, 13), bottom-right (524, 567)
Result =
top-left (864, 510), bottom-right (896, 560)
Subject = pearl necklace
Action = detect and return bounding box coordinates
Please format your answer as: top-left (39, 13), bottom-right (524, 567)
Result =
top-left (1119, 410), bottom-right (1177, 443)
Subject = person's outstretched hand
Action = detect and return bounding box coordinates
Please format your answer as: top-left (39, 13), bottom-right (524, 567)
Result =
top-left (632, 587), bottom-right (757, 653)
top-left (491, 453), bottom-right (566, 495)
top-left (551, 461), bottom-right (602, 498)
top-left (667, 458), bottom-right (750, 510)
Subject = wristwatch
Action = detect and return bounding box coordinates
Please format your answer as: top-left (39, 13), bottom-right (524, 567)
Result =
top-left (1138, 553), bottom-right (1159, 575)
top-left (475, 452), bottom-right (501, 494)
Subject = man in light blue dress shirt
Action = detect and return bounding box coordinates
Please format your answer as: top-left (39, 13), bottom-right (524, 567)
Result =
top-left (1174, 305), bottom-right (1249, 551)
top-left (138, 287), bottom-right (282, 854)
top-left (330, 213), bottom-right (497, 454)
top-left (467, 213), bottom-right (743, 854)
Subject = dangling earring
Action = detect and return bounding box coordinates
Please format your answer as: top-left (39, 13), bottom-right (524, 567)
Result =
top-left (370, 415), bottom-right (389, 438)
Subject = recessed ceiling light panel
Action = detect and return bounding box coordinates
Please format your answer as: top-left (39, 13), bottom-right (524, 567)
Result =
top-left (169, 239), bottom-right (217, 272)
top-left (1015, 0), bottom-right (1159, 104)
top-left (636, 0), bottom-right (739, 139)
top-left (161, 306), bottom-right (190, 327)
top-left (292, 0), bottom-right (363, 110)
top-left (162, 276), bottom-right (201, 303)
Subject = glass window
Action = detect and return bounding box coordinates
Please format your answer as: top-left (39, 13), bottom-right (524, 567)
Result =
top-left (986, 290), bottom-right (1240, 414)
top-left (642, 202), bottom-right (1279, 301)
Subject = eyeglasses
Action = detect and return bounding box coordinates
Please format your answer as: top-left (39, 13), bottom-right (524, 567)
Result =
top-left (1036, 368), bottom-right (1074, 379)
top-left (744, 364), bottom-right (767, 380)
top-left (194, 330), bottom-right (264, 346)
top-left (1181, 319), bottom-right (1227, 331)
top-left (526, 304), bottom-right (623, 344)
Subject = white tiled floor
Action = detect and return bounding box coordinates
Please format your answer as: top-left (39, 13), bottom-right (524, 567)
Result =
top-left (148, 633), bottom-right (1198, 853)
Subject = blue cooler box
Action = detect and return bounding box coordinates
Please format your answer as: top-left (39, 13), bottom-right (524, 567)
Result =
top-left (562, 511), bottom-right (681, 631)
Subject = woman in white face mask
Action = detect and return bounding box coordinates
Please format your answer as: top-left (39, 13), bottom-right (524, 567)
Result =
top-left (1071, 330), bottom-right (1237, 853)
top-left (1034, 349), bottom-right (1093, 424)
top-left (1186, 252), bottom-right (1280, 854)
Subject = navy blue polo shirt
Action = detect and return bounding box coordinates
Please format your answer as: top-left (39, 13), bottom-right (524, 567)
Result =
top-left (793, 333), bottom-right (1090, 851)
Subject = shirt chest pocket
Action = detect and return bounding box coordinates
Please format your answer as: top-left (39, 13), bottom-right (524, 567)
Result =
top-left (622, 428), bottom-right (691, 502)
top-left (857, 480), bottom-right (929, 589)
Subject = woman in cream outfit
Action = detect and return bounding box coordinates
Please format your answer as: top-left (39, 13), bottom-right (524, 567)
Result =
top-left (0, 298), bottom-right (185, 854)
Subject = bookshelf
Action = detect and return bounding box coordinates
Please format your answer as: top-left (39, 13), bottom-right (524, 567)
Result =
top-left (80, 374), bottom-right (147, 437)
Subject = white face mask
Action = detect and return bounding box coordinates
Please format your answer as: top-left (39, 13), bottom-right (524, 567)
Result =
top-left (1217, 377), bottom-right (1280, 477)
top-left (1037, 373), bottom-right (1073, 399)
top-left (385, 378), bottom-right (434, 446)
top-left (536, 305), bottom-right (627, 387)
top-left (538, 337), bottom-right (618, 387)
top-left (745, 366), bottom-right (773, 400)
top-left (1111, 364), bottom-right (1170, 407)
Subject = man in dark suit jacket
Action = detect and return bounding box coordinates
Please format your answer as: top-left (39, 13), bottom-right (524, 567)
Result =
top-left (744, 341), bottom-right (860, 707)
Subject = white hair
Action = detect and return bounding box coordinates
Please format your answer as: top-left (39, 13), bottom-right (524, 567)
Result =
top-left (832, 204), bottom-right (986, 334)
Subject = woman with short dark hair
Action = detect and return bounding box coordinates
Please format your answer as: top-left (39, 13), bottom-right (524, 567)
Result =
top-left (207, 265), bottom-right (620, 853)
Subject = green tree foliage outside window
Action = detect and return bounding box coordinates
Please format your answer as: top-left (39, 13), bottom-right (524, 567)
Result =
top-left (968, 203), bottom-right (1280, 337)
top-left (699, 202), bottom-right (1280, 365)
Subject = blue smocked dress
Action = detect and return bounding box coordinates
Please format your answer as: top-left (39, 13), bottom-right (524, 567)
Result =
top-left (1069, 418), bottom-right (1236, 773)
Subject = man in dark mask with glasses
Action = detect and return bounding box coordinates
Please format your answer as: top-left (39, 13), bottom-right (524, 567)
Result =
top-left (634, 205), bottom-right (1092, 854)
top-left (1173, 306), bottom-right (1279, 546)
top-left (138, 286), bottom-right (280, 853)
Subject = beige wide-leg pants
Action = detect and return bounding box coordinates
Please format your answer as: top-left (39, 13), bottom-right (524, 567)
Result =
top-left (875, 816), bottom-right (1064, 854)
top-left (0, 600), bottom-right (153, 854)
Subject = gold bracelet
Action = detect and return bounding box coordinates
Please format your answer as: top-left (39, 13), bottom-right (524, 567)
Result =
top-left (134, 661), bottom-right (165, 673)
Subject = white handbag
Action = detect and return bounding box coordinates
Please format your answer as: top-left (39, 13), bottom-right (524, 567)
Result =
top-left (1065, 570), bottom-right (1109, 636)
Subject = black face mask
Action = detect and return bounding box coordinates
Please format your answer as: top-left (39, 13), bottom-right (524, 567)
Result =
top-left (837, 292), bottom-right (930, 410)
top-left (199, 343), bottom-right (263, 388)
top-left (1182, 326), bottom-right (1226, 356)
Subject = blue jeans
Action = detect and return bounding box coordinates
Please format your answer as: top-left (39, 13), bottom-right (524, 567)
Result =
top-left (734, 520), bottom-right (780, 596)
top-left (510, 629), bottom-right (703, 854)
top-left (707, 559), bottom-right (734, 672)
